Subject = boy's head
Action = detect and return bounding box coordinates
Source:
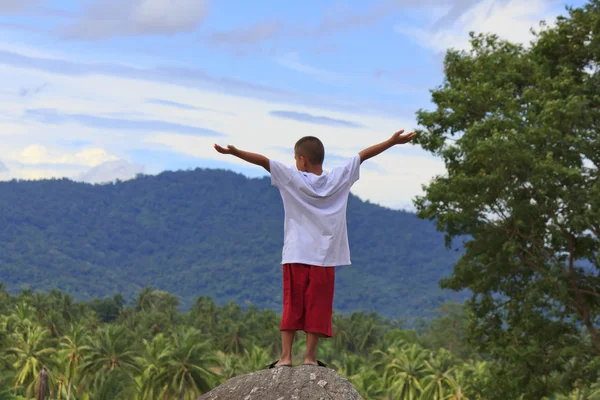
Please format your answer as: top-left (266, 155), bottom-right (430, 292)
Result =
top-left (294, 136), bottom-right (324, 172)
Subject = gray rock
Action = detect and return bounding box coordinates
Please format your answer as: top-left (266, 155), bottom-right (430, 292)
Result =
top-left (199, 365), bottom-right (363, 400)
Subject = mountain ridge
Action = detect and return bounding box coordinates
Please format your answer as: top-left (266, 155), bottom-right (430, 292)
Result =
top-left (0, 167), bottom-right (467, 320)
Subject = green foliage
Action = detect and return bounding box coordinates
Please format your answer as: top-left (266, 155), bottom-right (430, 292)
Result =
top-left (414, 1), bottom-right (600, 398)
top-left (0, 287), bottom-right (598, 399)
top-left (0, 168), bottom-right (465, 320)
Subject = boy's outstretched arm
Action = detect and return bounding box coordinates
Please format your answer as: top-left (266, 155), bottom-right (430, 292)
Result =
top-left (358, 129), bottom-right (416, 164)
top-left (214, 144), bottom-right (270, 172)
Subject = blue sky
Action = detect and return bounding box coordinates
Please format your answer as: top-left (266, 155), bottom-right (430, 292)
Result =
top-left (0, 0), bottom-right (587, 209)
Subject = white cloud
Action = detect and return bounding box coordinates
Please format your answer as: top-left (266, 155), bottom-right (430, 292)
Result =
top-left (63, 0), bottom-right (209, 39)
top-left (396, 0), bottom-right (561, 53)
top-left (78, 159), bottom-right (144, 184)
top-left (18, 145), bottom-right (118, 167)
top-left (0, 159), bottom-right (89, 182)
top-left (0, 50), bottom-right (438, 209)
top-left (0, 144), bottom-right (140, 184)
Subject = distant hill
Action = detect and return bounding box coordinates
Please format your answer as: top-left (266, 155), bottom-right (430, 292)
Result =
top-left (0, 168), bottom-right (467, 320)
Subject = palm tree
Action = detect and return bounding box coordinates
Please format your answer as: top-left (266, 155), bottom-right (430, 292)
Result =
top-left (159, 327), bottom-right (218, 399)
top-left (80, 310), bottom-right (101, 334)
top-left (376, 342), bottom-right (427, 400)
top-left (348, 368), bottom-right (386, 400)
top-left (135, 287), bottom-right (158, 313)
top-left (214, 351), bottom-right (241, 380)
top-left (5, 325), bottom-right (57, 399)
top-left (0, 370), bottom-right (17, 400)
top-left (56, 292), bottom-right (76, 325)
top-left (213, 344), bottom-right (270, 377)
top-left (332, 314), bottom-right (352, 353)
top-left (590, 380), bottom-right (600, 399)
top-left (6, 303), bottom-right (36, 334)
top-left (420, 349), bottom-right (457, 400)
top-left (218, 321), bottom-right (247, 355)
top-left (136, 333), bottom-right (171, 400)
top-left (241, 308), bottom-right (279, 356)
top-left (348, 312), bottom-right (385, 354)
top-left (454, 360), bottom-right (489, 400)
top-left (82, 370), bottom-right (138, 400)
top-left (80, 325), bottom-right (138, 392)
top-left (448, 366), bottom-right (472, 400)
top-left (240, 344), bottom-right (272, 373)
top-left (332, 353), bottom-right (365, 377)
top-left (40, 310), bottom-right (63, 339)
top-left (34, 367), bottom-right (49, 400)
top-left (60, 325), bottom-right (90, 399)
top-left (191, 297), bottom-right (218, 336)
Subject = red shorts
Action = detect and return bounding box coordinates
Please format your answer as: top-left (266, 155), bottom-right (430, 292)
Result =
top-left (280, 263), bottom-right (335, 337)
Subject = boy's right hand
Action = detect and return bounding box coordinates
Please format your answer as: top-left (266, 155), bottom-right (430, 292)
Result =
top-left (214, 144), bottom-right (237, 155)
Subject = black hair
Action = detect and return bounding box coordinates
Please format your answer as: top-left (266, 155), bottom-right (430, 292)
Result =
top-left (294, 136), bottom-right (325, 165)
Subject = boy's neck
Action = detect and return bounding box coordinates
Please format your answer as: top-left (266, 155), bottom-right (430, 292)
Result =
top-left (306, 164), bottom-right (323, 176)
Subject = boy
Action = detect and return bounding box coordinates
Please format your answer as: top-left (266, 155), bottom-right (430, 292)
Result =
top-left (214, 129), bottom-right (416, 368)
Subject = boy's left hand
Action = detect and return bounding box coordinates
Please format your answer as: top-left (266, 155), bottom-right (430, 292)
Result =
top-left (390, 130), bottom-right (417, 145)
top-left (214, 144), bottom-right (237, 155)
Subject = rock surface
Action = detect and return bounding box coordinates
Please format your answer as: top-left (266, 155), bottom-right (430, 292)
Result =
top-left (199, 365), bottom-right (363, 400)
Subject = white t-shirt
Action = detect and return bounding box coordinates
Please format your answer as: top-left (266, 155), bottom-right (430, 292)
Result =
top-left (270, 155), bottom-right (361, 267)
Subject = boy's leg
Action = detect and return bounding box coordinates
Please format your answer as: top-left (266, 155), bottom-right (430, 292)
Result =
top-left (279, 264), bottom-right (310, 366)
top-left (277, 330), bottom-right (296, 366)
top-left (303, 265), bottom-right (335, 365)
top-left (304, 332), bottom-right (325, 365)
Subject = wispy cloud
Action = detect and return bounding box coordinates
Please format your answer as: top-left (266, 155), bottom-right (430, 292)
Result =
top-left (275, 52), bottom-right (343, 84)
top-left (0, 49), bottom-right (288, 99)
top-left (19, 83), bottom-right (47, 97)
top-left (0, 0), bottom-right (40, 14)
top-left (0, 160), bottom-right (8, 173)
top-left (0, 1), bottom-right (72, 18)
top-left (0, 49), bottom-right (409, 117)
top-left (146, 98), bottom-right (208, 111)
top-left (204, 3), bottom-right (392, 54)
top-left (306, 1), bottom-right (398, 37)
top-left (269, 110), bottom-right (363, 129)
top-left (396, 0), bottom-right (557, 53)
top-left (24, 108), bottom-right (226, 137)
top-left (207, 19), bottom-right (284, 54)
top-left (205, 0), bottom-right (486, 54)
top-left (62, 0), bottom-right (210, 39)
top-left (146, 98), bottom-right (235, 115)
top-left (309, 0), bottom-right (492, 36)
top-left (0, 21), bottom-right (48, 34)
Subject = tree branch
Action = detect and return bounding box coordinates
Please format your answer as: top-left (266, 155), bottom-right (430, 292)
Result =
top-left (567, 233), bottom-right (600, 355)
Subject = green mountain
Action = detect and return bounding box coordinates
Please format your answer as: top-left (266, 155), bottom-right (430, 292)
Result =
top-left (0, 168), bottom-right (467, 320)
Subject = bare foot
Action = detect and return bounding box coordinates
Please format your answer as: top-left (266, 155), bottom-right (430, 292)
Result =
top-left (276, 358), bottom-right (292, 367)
top-left (303, 359), bottom-right (326, 367)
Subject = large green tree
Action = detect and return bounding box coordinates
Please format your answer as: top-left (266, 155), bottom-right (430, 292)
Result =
top-left (414, 1), bottom-right (600, 398)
